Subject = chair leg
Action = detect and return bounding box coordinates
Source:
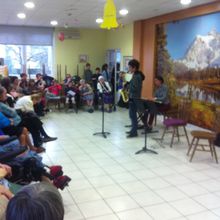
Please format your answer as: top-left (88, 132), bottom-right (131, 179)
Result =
top-left (161, 127), bottom-right (167, 142)
top-left (187, 137), bottom-right (195, 156)
top-left (212, 143), bottom-right (218, 164)
top-left (209, 140), bottom-right (213, 157)
top-left (183, 126), bottom-right (190, 147)
top-left (190, 138), bottom-right (199, 162)
top-left (170, 127), bottom-right (176, 148)
top-left (176, 127), bottom-right (180, 142)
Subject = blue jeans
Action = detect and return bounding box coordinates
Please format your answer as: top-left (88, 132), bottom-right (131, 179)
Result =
top-left (129, 100), bottom-right (138, 135)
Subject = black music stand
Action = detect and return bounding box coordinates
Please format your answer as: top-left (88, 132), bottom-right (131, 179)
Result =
top-left (135, 99), bottom-right (158, 155)
top-left (93, 94), bottom-right (110, 138)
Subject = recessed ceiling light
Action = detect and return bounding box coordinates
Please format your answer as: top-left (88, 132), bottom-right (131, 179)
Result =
top-left (24, 2), bottom-right (35, 9)
top-left (180, 0), bottom-right (191, 5)
top-left (17, 13), bottom-right (26, 19)
top-left (50, 20), bottom-right (58, 26)
top-left (96, 18), bottom-right (103, 24)
top-left (119, 9), bottom-right (129, 16)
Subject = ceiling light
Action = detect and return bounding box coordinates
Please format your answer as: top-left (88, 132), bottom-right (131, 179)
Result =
top-left (180, 0), bottom-right (191, 5)
top-left (17, 13), bottom-right (26, 19)
top-left (119, 9), bottom-right (129, 16)
top-left (50, 20), bottom-right (58, 26)
top-left (24, 2), bottom-right (35, 9)
top-left (96, 18), bottom-right (103, 24)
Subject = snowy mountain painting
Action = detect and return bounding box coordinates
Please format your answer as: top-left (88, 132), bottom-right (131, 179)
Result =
top-left (156, 12), bottom-right (220, 129)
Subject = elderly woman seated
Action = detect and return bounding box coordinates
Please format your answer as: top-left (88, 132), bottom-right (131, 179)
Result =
top-left (97, 76), bottom-right (113, 112)
top-left (6, 183), bottom-right (64, 220)
top-left (79, 79), bottom-right (94, 113)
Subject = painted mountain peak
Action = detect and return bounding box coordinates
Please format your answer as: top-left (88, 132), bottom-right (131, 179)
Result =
top-left (176, 29), bottom-right (220, 70)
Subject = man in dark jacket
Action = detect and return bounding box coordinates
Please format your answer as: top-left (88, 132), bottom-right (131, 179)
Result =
top-left (127, 59), bottom-right (145, 138)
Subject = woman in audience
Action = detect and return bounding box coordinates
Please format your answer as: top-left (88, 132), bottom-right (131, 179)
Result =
top-left (35, 73), bottom-right (46, 91)
top-left (0, 111), bottom-right (38, 152)
top-left (0, 86), bottom-right (45, 153)
top-left (79, 79), bottom-right (94, 113)
top-left (63, 73), bottom-right (72, 86)
top-left (97, 76), bottom-right (113, 112)
top-left (6, 183), bottom-right (64, 220)
top-left (19, 73), bottom-right (28, 91)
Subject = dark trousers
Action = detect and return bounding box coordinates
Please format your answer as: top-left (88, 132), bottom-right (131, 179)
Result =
top-left (143, 101), bottom-right (170, 126)
top-left (129, 100), bottom-right (138, 135)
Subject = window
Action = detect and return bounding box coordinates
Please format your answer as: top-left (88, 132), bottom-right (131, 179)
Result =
top-left (0, 44), bottom-right (53, 76)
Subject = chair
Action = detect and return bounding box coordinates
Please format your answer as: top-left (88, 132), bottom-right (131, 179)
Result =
top-left (46, 85), bottom-right (65, 111)
top-left (187, 109), bottom-right (220, 163)
top-left (159, 98), bottom-right (191, 148)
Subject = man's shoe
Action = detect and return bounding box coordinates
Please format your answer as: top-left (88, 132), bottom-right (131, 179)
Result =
top-left (126, 131), bottom-right (131, 134)
top-left (42, 137), bottom-right (57, 143)
top-left (36, 146), bottom-right (46, 153)
top-left (53, 175), bottom-right (71, 190)
top-left (127, 133), bottom-right (138, 138)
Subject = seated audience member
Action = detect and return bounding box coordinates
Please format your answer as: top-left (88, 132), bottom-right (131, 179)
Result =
top-left (0, 111), bottom-right (39, 152)
top-left (84, 63), bottom-right (93, 85)
top-left (19, 73), bottom-right (28, 91)
top-left (0, 135), bottom-right (71, 190)
top-left (144, 76), bottom-right (170, 130)
top-left (79, 79), bottom-right (94, 113)
top-left (97, 76), bottom-right (113, 112)
top-left (45, 80), bottom-right (62, 100)
top-left (15, 93), bottom-right (57, 143)
top-left (0, 86), bottom-right (48, 153)
top-left (92, 67), bottom-right (101, 108)
top-left (63, 74), bottom-right (72, 86)
top-left (64, 81), bottom-right (80, 110)
top-left (10, 77), bottom-right (22, 93)
top-left (35, 73), bottom-right (46, 91)
top-left (27, 79), bottom-right (38, 94)
top-left (6, 183), bottom-right (64, 220)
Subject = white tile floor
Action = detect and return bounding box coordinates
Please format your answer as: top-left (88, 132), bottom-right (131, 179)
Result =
top-left (41, 109), bottom-right (220, 220)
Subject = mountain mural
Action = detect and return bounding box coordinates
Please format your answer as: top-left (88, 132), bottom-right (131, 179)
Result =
top-left (175, 29), bottom-right (220, 70)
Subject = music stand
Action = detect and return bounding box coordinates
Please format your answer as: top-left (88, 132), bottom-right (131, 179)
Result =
top-left (135, 98), bottom-right (158, 155)
top-left (93, 94), bottom-right (110, 138)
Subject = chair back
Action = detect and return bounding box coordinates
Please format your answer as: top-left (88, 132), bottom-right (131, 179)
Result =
top-left (177, 98), bottom-right (191, 121)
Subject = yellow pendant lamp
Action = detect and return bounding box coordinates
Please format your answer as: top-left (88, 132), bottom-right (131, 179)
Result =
top-left (101, 0), bottom-right (118, 30)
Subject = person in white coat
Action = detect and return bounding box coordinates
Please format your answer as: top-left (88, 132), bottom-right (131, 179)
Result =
top-left (97, 76), bottom-right (113, 112)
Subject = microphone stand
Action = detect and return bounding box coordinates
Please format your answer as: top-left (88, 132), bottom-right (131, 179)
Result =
top-left (135, 99), bottom-right (158, 155)
top-left (93, 94), bottom-right (110, 138)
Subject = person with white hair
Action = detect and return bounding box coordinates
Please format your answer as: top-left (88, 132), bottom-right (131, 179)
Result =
top-left (97, 76), bottom-right (113, 112)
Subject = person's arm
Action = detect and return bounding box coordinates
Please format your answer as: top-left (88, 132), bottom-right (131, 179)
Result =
top-left (154, 86), bottom-right (168, 103)
top-left (0, 104), bottom-right (20, 126)
top-left (106, 82), bottom-right (112, 92)
top-left (97, 83), bottom-right (103, 93)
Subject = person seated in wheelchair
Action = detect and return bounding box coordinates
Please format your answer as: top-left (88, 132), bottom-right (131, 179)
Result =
top-left (97, 76), bottom-right (113, 113)
top-left (64, 81), bottom-right (80, 110)
top-left (143, 76), bottom-right (170, 131)
top-left (0, 133), bottom-right (71, 191)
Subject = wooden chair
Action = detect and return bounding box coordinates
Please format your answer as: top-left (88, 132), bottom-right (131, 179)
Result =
top-left (159, 98), bottom-right (191, 148)
top-left (187, 109), bottom-right (220, 163)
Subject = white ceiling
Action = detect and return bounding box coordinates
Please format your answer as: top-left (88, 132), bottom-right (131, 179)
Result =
top-left (0, 0), bottom-right (217, 28)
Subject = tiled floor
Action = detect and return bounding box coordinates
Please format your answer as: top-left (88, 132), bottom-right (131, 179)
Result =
top-left (41, 108), bottom-right (220, 220)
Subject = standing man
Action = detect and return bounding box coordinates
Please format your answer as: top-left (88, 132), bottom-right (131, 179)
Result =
top-left (84, 63), bottom-right (93, 85)
top-left (127, 59), bottom-right (145, 138)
